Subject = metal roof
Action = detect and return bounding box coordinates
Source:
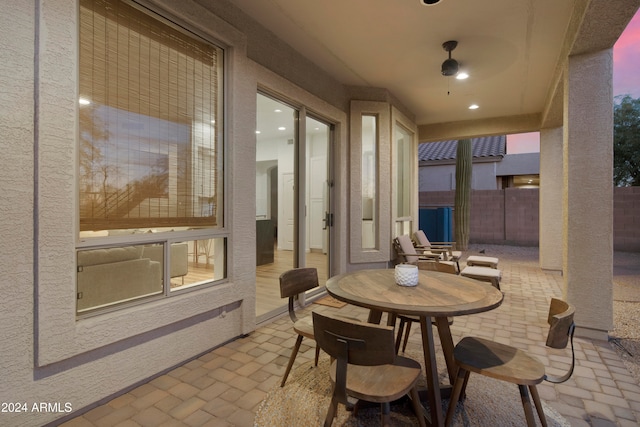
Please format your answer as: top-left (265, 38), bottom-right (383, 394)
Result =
top-left (418, 136), bottom-right (506, 162)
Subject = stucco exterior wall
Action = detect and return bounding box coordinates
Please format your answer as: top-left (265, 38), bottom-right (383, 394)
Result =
top-left (419, 153), bottom-right (542, 193)
top-left (563, 50), bottom-right (614, 338)
top-left (495, 152), bottom-right (540, 176)
top-left (0, 1), bottom-right (255, 425)
top-left (419, 162), bottom-right (499, 191)
top-left (1, 0), bottom-right (37, 422)
top-left (539, 127), bottom-right (564, 270)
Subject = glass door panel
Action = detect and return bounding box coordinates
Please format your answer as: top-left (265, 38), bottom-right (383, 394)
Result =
top-left (255, 94), bottom-right (296, 319)
top-left (255, 94), bottom-right (334, 321)
top-left (304, 116), bottom-right (330, 297)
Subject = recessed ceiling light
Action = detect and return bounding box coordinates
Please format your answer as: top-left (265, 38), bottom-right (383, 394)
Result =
top-left (255, 130), bottom-right (261, 134)
top-left (79, 98), bottom-right (91, 105)
top-left (469, 104), bottom-right (479, 110)
top-left (278, 127), bottom-right (286, 131)
top-left (456, 72), bottom-right (469, 80)
top-left (274, 109), bottom-right (282, 113)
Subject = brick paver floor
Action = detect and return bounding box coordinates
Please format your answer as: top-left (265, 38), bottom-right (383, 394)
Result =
top-left (59, 245), bottom-right (640, 426)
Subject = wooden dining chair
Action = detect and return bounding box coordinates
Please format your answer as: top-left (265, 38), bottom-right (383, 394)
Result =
top-left (279, 268), bottom-right (358, 387)
top-left (395, 260), bottom-right (456, 354)
top-left (312, 312), bottom-right (426, 427)
top-left (445, 298), bottom-right (576, 427)
top-left (278, 267), bottom-right (323, 387)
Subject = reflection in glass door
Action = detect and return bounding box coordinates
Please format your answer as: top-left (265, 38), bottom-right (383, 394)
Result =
top-left (255, 94), bottom-right (332, 321)
top-left (255, 94), bottom-right (296, 319)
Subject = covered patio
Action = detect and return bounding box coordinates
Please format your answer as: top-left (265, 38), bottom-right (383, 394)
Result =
top-left (59, 245), bottom-right (640, 426)
top-left (4, 1), bottom-right (640, 425)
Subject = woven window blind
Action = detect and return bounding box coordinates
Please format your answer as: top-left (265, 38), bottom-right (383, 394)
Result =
top-left (79, 0), bottom-right (222, 232)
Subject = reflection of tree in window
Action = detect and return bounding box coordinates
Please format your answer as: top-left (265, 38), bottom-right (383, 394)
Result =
top-left (78, 105), bottom-right (117, 221)
top-left (78, 0), bottom-right (222, 232)
top-left (132, 153), bottom-right (168, 198)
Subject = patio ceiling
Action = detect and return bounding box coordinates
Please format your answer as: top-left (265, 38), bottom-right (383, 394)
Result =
top-left (219, 0), bottom-right (637, 139)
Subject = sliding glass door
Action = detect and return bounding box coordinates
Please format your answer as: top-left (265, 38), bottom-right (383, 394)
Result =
top-left (255, 93), bottom-right (332, 320)
top-left (304, 115), bottom-right (331, 289)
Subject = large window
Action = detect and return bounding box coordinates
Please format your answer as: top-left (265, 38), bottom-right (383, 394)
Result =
top-left (394, 122), bottom-right (413, 236)
top-left (77, 0), bottom-right (225, 314)
top-left (361, 115), bottom-right (378, 249)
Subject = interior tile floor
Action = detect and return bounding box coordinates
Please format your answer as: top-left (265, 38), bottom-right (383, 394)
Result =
top-left (58, 245), bottom-right (640, 426)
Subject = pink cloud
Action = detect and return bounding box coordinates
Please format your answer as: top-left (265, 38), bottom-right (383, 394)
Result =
top-left (506, 132), bottom-right (540, 154)
top-left (505, 10), bottom-right (639, 154)
top-left (614, 9), bottom-right (640, 97)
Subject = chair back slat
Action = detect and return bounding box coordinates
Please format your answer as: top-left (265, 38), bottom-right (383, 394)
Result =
top-left (545, 298), bottom-right (575, 349)
top-left (392, 238), bottom-right (403, 264)
top-left (544, 298), bottom-right (577, 383)
top-left (312, 312), bottom-right (395, 366)
top-left (279, 268), bottom-right (319, 298)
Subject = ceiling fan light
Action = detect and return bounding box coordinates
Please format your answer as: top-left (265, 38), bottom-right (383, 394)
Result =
top-left (456, 71), bottom-right (469, 80)
top-left (441, 58), bottom-right (459, 76)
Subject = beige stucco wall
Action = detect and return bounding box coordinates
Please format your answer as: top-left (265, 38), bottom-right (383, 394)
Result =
top-left (1, 1), bottom-right (253, 425)
top-left (539, 127), bottom-right (564, 271)
top-left (563, 49), bottom-right (614, 340)
top-left (0, 0), bottom-right (38, 422)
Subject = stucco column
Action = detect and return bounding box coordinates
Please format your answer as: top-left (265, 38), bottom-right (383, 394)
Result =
top-left (539, 127), bottom-right (563, 271)
top-left (563, 49), bottom-right (614, 340)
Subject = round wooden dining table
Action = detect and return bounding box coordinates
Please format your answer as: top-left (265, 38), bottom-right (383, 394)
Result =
top-left (326, 268), bottom-right (504, 427)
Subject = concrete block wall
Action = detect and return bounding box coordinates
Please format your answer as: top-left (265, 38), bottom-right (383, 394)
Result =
top-left (419, 191), bottom-right (454, 208)
top-left (470, 190), bottom-right (507, 243)
top-left (420, 187), bottom-right (639, 251)
top-left (614, 186), bottom-right (640, 252)
top-left (504, 188), bottom-right (539, 245)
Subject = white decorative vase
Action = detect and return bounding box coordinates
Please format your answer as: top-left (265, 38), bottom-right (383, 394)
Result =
top-left (395, 264), bottom-right (419, 287)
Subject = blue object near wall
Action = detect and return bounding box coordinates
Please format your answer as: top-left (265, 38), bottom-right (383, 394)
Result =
top-left (419, 207), bottom-right (452, 242)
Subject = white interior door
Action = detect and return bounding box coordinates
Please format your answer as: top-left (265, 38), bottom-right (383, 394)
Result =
top-left (308, 156), bottom-right (326, 251)
top-left (280, 172), bottom-right (295, 251)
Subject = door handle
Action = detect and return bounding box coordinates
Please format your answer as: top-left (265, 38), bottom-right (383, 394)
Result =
top-left (323, 212), bottom-right (333, 230)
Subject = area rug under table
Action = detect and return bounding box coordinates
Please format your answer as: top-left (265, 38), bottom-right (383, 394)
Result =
top-left (255, 350), bottom-right (570, 426)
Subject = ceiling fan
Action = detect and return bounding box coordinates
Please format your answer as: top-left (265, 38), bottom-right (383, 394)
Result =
top-left (441, 40), bottom-right (459, 76)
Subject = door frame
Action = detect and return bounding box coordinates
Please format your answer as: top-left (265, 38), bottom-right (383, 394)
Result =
top-left (255, 92), bottom-right (335, 320)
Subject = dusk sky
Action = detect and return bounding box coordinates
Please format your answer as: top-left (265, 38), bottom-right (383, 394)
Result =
top-left (507, 8), bottom-right (640, 154)
top-left (614, 8), bottom-right (640, 98)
